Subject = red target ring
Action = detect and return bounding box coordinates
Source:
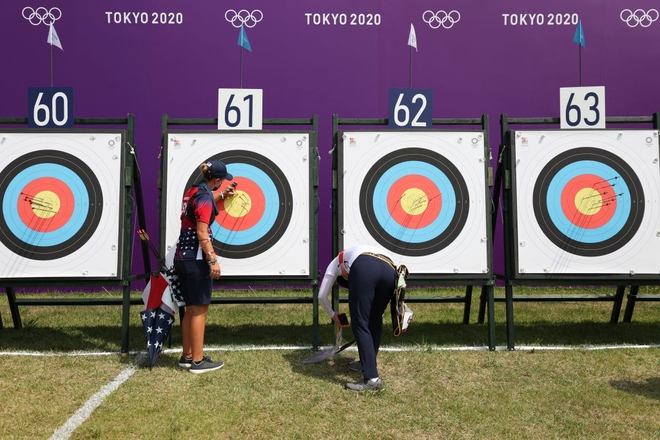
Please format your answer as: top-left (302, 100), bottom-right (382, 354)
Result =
top-left (218, 178), bottom-right (264, 231)
top-left (17, 177), bottom-right (75, 232)
top-left (560, 174), bottom-right (616, 230)
top-left (386, 174), bottom-right (442, 229)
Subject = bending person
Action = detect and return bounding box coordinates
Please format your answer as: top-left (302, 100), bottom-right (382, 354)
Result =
top-left (318, 244), bottom-right (400, 391)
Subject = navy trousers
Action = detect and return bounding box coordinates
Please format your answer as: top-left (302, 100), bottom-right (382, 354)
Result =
top-left (347, 255), bottom-right (396, 380)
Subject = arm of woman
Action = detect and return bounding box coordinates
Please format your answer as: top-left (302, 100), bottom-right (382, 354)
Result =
top-left (196, 221), bottom-right (220, 279)
top-left (318, 257), bottom-right (341, 323)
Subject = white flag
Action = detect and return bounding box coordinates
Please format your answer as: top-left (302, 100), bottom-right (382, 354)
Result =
top-left (407, 23), bottom-right (417, 51)
top-left (47, 23), bottom-right (63, 50)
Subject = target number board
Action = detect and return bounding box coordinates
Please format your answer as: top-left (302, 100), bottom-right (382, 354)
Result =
top-left (339, 130), bottom-right (491, 277)
top-left (163, 131), bottom-right (311, 277)
top-left (28, 87), bottom-right (74, 128)
top-left (0, 130), bottom-right (125, 279)
top-left (560, 86), bottom-right (606, 129)
top-left (510, 129), bottom-right (660, 278)
top-left (388, 88), bottom-right (433, 129)
top-left (217, 88), bottom-right (263, 130)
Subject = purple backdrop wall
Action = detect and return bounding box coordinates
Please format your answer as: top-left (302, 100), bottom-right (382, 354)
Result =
top-left (2, 1), bottom-right (659, 277)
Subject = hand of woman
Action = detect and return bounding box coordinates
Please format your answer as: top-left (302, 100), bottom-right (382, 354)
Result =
top-left (210, 261), bottom-right (221, 279)
top-left (224, 186), bottom-right (236, 198)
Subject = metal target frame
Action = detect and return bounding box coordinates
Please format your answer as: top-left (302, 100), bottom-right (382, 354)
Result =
top-left (159, 115), bottom-right (321, 347)
top-left (332, 115), bottom-right (496, 350)
top-left (0, 115), bottom-right (149, 354)
top-left (494, 113), bottom-right (660, 350)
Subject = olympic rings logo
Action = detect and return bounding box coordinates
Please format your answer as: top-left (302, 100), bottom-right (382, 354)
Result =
top-left (422, 10), bottom-right (461, 29)
top-left (22, 6), bottom-right (62, 26)
top-left (225, 9), bottom-right (263, 28)
top-left (620, 9), bottom-right (659, 28)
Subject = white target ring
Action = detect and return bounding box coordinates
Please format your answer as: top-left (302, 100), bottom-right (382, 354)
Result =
top-left (0, 131), bottom-right (124, 279)
top-left (164, 132), bottom-right (311, 277)
top-left (340, 131), bottom-right (490, 276)
top-left (512, 129), bottom-right (660, 276)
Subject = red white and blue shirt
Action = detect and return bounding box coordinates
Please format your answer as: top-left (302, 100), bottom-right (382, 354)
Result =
top-left (174, 183), bottom-right (216, 261)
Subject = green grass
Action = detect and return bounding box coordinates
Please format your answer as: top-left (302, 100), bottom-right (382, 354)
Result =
top-left (2, 286), bottom-right (660, 439)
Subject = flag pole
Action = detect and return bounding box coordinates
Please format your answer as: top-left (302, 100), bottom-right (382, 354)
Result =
top-left (407, 23), bottom-right (417, 88)
top-left (50, 42), bottom-right (54, 87)
top-left (409, 46), bottom-right (413, 88)
top-left (240, 47), bottom-right (244, 88)
top-left (578, 45), bottom-right (582, 87)
top-left (572, 20), bottom-right (585, 87)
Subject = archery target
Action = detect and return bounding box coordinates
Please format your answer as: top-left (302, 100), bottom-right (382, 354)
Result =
top-left (0, 131), bottom-right (124, 279)
top-left (163, 132), bottom-right (311, 277)
top-left (511, 130), bottom-right (660, 277)
top-left (340, 131), bottom-right (491, 276)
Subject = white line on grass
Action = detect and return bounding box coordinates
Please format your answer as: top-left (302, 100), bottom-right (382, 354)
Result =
top-left (2, 343), bottom-right (660, 359)
top-left (48, 353), bottom-right (146, 440)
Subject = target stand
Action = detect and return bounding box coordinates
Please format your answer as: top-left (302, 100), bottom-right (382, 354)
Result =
top-left (0, 115), bottom-right (150, 353)
top-left (495, 113), bottom-right (660, 349)
top-left (332, 115), bottom-right (496, 349)
top-left (160, 115), bottom-right (321, 347)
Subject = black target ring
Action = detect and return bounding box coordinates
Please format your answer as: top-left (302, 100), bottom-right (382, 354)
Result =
top-left (0, 150), bottom-right (103, 260)
top-left (184, 150), bottom-right (293, 259)
top-left (533, 147), bottom-right (645, 256)
top-left (359, 148), bottom-right (470, 256)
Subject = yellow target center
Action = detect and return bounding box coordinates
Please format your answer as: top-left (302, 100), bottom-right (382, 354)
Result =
top-left (31, 191), bottom-right (60, 219)
top-left (400, 188), bottom-right (428, 216)
top-left (574, 188), bottom-right (602, 215)
top-left (225, 191), bottom-right (251, 218)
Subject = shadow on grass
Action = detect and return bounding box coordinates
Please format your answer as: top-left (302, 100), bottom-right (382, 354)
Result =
top-left (283, 350), bottom-right (358, 387)
top-left (2, 320), bottom-right (660, 353)
top-left (506, 321), bottom-right (660, 346)
top-left (610, 377), bottom-right (660, 401)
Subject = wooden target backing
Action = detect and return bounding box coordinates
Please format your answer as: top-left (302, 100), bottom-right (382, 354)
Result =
top-left (162, 131), bottom-right (312, 277)
top-left (510, 129), bottom-right (660, 278)
top-left (0, 130), bottom-right (125, 279)
top-left (339, 130), bottom-right (492, 277)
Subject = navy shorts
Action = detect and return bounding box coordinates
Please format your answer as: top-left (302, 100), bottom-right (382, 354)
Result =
top-left (173, 259), bottom-right (213, 306)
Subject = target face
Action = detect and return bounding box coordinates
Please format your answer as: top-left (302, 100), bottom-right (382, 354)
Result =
top-left (340, 131), bottom-right (491, 277)
top-left (164, 132), bottom-right (311, 277)
top-left (511, 130), bottom-right (660, 277)
top-left (0, 131), bottom-right (125, 279)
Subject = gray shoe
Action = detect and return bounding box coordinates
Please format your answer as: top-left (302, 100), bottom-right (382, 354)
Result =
top-left (178, 355), bottom-right (211, 368)
top-left (348, 360), bottom-right (363, 372)
top-left (345, 378), bottom-right (383, 392)
top-left (190, 358), bottom-right (224, 374)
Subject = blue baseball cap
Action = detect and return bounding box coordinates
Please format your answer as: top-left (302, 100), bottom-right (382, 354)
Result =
top-left (206, 159), bottom-right (233, 180)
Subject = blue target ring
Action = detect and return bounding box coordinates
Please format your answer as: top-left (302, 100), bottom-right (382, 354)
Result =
top-left (533, 147), bottom-right (644, 256)
top-left (0, 150), bottom-right (103, 260)
top-left (183, 150), bottom-right (293, 259)
top-left (546, 160), bottom-right (631, 243)
top-left (4, 164), bottom-right (88, 246)
top-left (211, 163), bottom-right (278, 245)
top-left (373, 161), bottom-right (456, 243)
top-left (359, 148), bottom-right (469, 256)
